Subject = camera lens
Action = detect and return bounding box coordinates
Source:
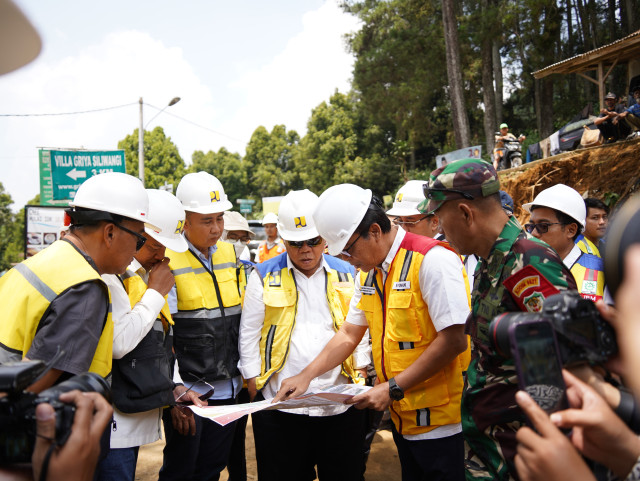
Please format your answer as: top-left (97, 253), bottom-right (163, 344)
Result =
top-left (604, 196), bottom-right (640, 298)
top-left (39, 372), bottom-right (111, 404)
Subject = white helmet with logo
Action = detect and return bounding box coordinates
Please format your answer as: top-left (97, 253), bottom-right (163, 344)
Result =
top-left (144, 189), bottom-right (188, 252)
top-left (261, 212), bottom-right (278, 225)
top-left (68, 172), bottom-right (159, 229)
top-left (176, 171), bottom-right (232, 214)
top-left (277, 190), bottom-right (320, 241)
top-left (313, 184), bottom-right (372, 256)
top-left (522, 184), bottom-right (586, 231)
top-left (386, 180), bottom-right (428, 216)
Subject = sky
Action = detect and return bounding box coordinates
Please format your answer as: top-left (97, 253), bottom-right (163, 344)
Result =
top-left (0, 0), bottom-right (361, 211)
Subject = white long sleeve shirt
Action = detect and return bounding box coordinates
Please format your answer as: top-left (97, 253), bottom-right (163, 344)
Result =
top-left (238, 254), bottom-right (371, 416)
top-left (102, 259), bottom-right (167, 449)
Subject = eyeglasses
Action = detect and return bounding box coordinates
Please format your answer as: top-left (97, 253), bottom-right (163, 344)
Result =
top-left (422, 185), bottom-right (475, 201)
top-left (340, 231), bottom-right (363, 257)
top-left (115, 223), bottom-right (147, 251)
top-left (524, 222), bottom-right (566, 234)
top-left (393, 215), bottom-right (432, 226)
top-left (286, 236), bottom-right (323, 248)
top-left (175, 375), bottom-right (215, 404)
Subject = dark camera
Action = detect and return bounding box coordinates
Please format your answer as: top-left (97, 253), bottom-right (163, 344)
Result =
top-left (0, 360), bottom-right (111, 464)
top-left (489, 291), bottom-right (618, 366)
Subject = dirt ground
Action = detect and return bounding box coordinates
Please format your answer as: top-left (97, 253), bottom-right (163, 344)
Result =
top-left (134, 417), bottom-right (401, 481)
top-left (499, 136), bottom-right (640, 223)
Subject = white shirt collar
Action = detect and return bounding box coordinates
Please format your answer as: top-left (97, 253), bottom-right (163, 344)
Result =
top-left (381, 226), bottom-right (405, 274)
top-left (563, 243), bottom-right (582, 270)
top-left (286, 253), bottom-right (329, 279)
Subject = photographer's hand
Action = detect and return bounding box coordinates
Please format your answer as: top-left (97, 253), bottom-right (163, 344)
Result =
top-left (515, 389), bottom-right (594, 481)
top-left (32, 390), bottom-right (113, 481)
top-left (549, 370), bottom-right (640, 478)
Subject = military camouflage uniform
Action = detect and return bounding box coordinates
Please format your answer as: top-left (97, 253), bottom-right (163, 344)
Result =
top-left (462, 216), bottom-right (577, 480)
top-left (419, 158), bottom-right (578, 481)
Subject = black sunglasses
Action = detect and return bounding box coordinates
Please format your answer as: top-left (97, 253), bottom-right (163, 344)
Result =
top-left (286, 237), bottom-right (323, 248)
top-left (524, 222), bottom-right (566, 234)
top-left (115, 223), bottom-right (147, 251)
top-left (422, 185), bottom-right (475, 201)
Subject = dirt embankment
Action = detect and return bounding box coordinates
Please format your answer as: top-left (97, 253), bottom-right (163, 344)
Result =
top-left (499, 137), bottom-right (640, 222)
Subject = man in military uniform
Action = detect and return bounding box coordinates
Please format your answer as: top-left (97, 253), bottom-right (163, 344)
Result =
top-left (419, 158), bottom-right (577, 480)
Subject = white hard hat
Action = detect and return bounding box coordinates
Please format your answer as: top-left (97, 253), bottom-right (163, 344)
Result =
top-left (69, 172), bottom-right (158, 229)
top-left (313, 184), bottom-right (372, 256)
top-left (223, 211), bottom-right (255, 235)
top-left (176, 172), bottom-right (233, 214)
top-left (262, 212), bottom-right (278, 225)
top-left (386, 180), bottom-right (428, 216)
top-left (144, 189), bottom-right (188, 252)
top-left (522, 184), bottom-right (586, 230)
top-left (277, 190), bottom-right (320, 241)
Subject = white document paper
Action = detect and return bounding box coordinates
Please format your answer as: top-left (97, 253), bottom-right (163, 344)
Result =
top-left (189, 384), bottom-right (372, 426)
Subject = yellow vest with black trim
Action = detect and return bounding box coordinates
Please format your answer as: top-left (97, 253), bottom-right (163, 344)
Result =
top-left (254, 253), bottom-right (363, 390)
top-left (356, 233), bottom-right (470, 436)
top-left (121, 267), bottom-right (174, 330)
top-left (113, 268), bottom-right (176, 412)
top-left (570, 251), bottom-right (606, 302)
top-left (167, 241), bottom-right (242, 382)
top-left (0, 240), bottom-right (112, 377)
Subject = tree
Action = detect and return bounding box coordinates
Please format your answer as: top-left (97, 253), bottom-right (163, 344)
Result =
top-left (189, 147), bottom-right (249, 204)
top-left (442, 0), bottom-right (472, 148)
top-left (118, 127), bottom-right (186, 190)
top-left (244, 125), bottom-right (301, 198)
top-left (0, 183), bottom-right (15, 270)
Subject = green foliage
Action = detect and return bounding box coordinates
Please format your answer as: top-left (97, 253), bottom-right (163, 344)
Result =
top-left (244, 125), bottom-right (301, 198)
top-left (0, 191), bottom-right (39, 270)
top-left (118, 127), bottom-right (186, 190)
top-left (190, 147), bottom-right (249, 204)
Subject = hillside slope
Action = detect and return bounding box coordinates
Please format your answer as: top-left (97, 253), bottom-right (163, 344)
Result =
top-left (500, 137), bottom-right (640, 221)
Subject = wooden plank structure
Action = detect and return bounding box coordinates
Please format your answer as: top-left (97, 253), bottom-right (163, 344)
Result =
top-left (533, 30), bottom-right (640, 110)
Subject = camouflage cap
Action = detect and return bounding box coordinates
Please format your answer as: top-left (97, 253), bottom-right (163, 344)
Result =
top-left (418, 158), bottom-right (501, 214)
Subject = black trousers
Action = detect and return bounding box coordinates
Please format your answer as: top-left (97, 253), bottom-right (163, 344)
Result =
top-left (251, 407), bottom-right (367, 481)
top-left (159, 399), bottom-right (237, 481)
top-left (391, 428), bottom-right (464, 481)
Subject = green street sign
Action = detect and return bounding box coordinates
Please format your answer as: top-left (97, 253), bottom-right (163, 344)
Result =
top-left (236, 198), bottom-right (256, 205)
top-left (39, 149), bottom-right (126, 205)
top-left (239, 204), bottom-right (252, 213)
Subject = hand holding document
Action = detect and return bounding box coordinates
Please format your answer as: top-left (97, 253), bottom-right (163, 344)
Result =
top-left (189, 384), bottom-right (372, 426)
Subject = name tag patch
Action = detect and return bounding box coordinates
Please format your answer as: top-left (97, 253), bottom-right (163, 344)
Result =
top-left (360, 286), bottom-right (376, 295)
top-left (393, 281), bottom-right (410, 290)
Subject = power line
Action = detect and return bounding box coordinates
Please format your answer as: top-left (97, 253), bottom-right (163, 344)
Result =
top-left (146, 102), bottom-right (246, 145)
top-left (0, 102), bottom-right (138, 117)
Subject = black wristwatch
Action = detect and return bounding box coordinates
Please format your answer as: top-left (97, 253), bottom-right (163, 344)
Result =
top-left (388, 377), bottom-right (404, 401)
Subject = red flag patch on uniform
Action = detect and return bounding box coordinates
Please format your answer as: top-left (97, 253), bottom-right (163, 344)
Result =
top-left (502, 265), bottom-right (560, 312)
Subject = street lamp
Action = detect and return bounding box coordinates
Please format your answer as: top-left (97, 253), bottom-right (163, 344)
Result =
top-left (138, 96), bottom-right (181, 186)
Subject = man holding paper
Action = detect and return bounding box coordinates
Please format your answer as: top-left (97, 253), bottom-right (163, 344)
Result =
top-left (238, 189), bottom-right (370, 481)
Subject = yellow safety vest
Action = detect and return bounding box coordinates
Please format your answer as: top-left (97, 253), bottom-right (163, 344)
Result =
top-left (167, 241), bottom-right (242, 381)
top-left (356, 233), bottom-right (470, 436)
top-left (254, 253), bottom-right (363, 390)
top-left (0, 240), bottom-right (113, 377)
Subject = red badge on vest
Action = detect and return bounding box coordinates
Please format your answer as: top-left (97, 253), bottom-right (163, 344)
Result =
top-left (502, 265), bottom-right (560, 312)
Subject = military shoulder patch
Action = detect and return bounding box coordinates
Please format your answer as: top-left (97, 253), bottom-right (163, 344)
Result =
top-left (502, 265), bottom-right (560, 312)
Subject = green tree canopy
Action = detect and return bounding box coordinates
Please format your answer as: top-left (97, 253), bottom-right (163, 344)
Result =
top-left (118, 127), bottom-right (186, 189)
top-left (244, 125), bottom-right (301, 198)
top-left (189, 147), bottom-right (249, 204)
